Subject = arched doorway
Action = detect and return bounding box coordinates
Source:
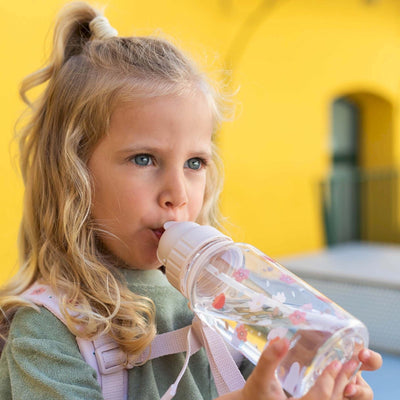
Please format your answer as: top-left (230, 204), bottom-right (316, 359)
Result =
top-left (322, 92), bottom-right (398, 245)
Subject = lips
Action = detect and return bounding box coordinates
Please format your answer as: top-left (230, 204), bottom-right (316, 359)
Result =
top-left (152, 227), bottom-right (165, 240)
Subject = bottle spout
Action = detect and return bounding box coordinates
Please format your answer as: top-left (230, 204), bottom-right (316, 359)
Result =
top-left (157, 221), bottom-right (200, 267)
top-left (163, 221), bottom-right (178, 230)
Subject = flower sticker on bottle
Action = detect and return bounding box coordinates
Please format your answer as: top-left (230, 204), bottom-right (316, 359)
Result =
top-left (212, 293), bottom-right (226, 310)
top-left (233, 268), bottom-right (250, 282)
top-left (248, 293), bottom-right (269, 312)
top-left (289, 310), bottom-right (307, 325)
top-left (280, 273), bottom-right (296, 284)
top-left (234, 324), bottom-right (248, 343)
top-left (272, 291), bottom-right (286, 303)
top-left (282, 362), bottom-right (307, 396)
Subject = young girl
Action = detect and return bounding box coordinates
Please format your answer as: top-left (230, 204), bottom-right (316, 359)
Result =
top-left (0, 2), bottom-right (381, 399)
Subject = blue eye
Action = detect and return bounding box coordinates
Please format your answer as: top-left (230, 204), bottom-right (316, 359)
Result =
top-left (185, 158), bottom-right (203, 170)
top-left (132, 154), bottom-right (153, 166)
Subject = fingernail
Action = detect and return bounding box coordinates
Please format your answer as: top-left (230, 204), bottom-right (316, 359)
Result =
top-left (345, 385), bottom-right (357, 397)
top-left (332, 360), bottom-right (342, 371)
top-left (269, 337), bottom-right (281, 345)
top-left (274, 338), bottom-right (289, 352)
top-left (347, 360), bottom-right (359, 370)
top-left (268, 337), bottom-right (282, 351)
top-left (361, 349), bottom-right (371, 361)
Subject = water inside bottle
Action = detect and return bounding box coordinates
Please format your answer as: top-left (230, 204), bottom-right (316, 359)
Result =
top-left (189, 244), bottom-right (367, 397)
top-left (194, 298), bottom-right (365, 396)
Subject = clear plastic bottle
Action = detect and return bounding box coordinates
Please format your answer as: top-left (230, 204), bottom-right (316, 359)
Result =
top-left (157, 221), bottom-right (369, 397)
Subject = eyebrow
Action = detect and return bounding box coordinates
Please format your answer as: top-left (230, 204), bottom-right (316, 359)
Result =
top-left (116, 146), bottom-right (212, 159)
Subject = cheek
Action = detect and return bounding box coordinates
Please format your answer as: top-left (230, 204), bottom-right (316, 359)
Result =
top-left (91, 175), bottom-right (144, 223)
top-left (188, 177), bottom-right (207, 217)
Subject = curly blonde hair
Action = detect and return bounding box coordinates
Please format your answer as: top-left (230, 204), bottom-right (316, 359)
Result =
top-left (0, 1), bottom-right (230, 360)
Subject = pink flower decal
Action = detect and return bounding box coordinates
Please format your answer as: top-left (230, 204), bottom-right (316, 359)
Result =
top-left (289, 310), bottom-right (307, 325)
top-left (234, 324), bottom-right (248, 342)
top-left (30, 287), bottom-right (46, 296)
top-left (280, 273), bottom-right (296, 284)
top-left (233, 268), bottom-right (250, 282)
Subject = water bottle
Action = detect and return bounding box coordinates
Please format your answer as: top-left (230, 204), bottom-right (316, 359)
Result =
top-left (157, 221), bottom-right (369, 397)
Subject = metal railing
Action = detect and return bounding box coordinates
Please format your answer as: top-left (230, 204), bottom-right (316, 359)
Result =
top-left (320, 168), bottom-right (400, 246)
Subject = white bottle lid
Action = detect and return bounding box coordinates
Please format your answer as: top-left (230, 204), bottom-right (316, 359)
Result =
top-left (157, 221), bottom-right (231, 293)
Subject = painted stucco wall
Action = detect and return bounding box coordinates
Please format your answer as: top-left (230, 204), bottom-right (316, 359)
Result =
top-left (1, 0), bottom-right (400, 282)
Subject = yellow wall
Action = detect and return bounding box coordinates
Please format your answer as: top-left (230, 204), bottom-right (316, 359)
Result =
top-left (219, 0), bottom-right (400, 255)
top-left (1, 0), bottom-right (400, 283)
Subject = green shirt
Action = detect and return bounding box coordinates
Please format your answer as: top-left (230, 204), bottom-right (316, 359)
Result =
top-left (0, 269), bottom-right (253, 399)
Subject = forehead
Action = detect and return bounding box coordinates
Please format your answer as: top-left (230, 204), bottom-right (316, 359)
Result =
top-left (111, 92), bottom-right (213, 140)
top-left (89, 92), bottom-right (214, 158)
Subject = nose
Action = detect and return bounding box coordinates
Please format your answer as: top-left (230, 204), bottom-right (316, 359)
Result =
top-left (158, 169), bottom-right (189, 210)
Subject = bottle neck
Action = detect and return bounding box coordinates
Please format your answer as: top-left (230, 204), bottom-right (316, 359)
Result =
top-left (182, 237), bottom-right (233, 299)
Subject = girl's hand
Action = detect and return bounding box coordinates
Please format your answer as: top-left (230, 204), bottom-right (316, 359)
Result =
top-left (343, 349), bottom-right (383, 399)
top-left (217, 339), bottom-right (381, 400)
top-left (242, 338), bottom-right (356, 400)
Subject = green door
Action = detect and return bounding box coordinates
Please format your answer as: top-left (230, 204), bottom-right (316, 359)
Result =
top-left (324, 98), bottom-right (360, 245)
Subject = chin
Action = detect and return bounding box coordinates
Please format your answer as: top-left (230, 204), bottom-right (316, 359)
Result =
top-left (139, 262), bottom-right (163, 271)
top-left (103, 249), bottom-right (161, 271)
top-left (127, 256), bottom-right (162, 271)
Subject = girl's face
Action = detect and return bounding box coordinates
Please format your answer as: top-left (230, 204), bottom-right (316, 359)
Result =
top-left (88, 91), bottom-right (214, 270)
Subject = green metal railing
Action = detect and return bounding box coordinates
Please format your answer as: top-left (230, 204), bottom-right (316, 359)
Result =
top-left (321, 169), bottom-right (400, 246)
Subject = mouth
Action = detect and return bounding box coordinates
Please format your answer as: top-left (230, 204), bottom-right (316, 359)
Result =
top-left (152, 227), bottom-right (165, 240)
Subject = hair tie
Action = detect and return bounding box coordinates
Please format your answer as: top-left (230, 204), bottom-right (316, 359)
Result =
top-left (89, 16), bottom-right (118, 40)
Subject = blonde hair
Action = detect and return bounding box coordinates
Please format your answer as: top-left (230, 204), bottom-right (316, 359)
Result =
top-left (0, 1), bottom-right (229, 359)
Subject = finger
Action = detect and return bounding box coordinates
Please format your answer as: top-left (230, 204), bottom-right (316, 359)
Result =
top-left (358, 349), bottom-right (383, 371)
top-left (331, 359), bottom-right (360, 399)
top-left (243, 338), bottom-right (289, 398)
top-left (344, 375), bottom-right (373, 399)
top-left (302, 360), bottom-right (342, 400)
top-left (254, 338), bottom-right (289, 382)
top-left (344, 383), bottom-right (358, 398)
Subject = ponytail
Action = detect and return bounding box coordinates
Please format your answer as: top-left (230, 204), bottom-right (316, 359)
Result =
top-left (20, 2), bottom-right (99, 106)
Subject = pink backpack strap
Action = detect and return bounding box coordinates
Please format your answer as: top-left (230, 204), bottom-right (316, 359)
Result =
top-left (90, 335), bottom-right (128, 400)
top-left (154, 316), bottom-right (245, 399)
top-left (136, 325), bottom-right (201, 364)
top-left (192, 316), bottom-right (246, 394)
top-left (22, 283), bottom-right (246, 399)
top-left (21, 282), bottom-right (128, 400)
top-left (22, 282), bottom-right (67, 324)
